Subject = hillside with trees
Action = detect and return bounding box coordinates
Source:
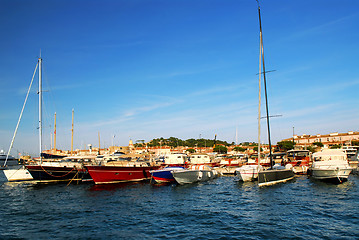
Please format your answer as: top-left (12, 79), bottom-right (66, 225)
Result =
top-left (134, 137), bottom-right (231, 148)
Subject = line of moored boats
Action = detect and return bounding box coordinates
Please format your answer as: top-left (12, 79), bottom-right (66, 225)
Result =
top-left (1, 146), bottom-right (358, 186)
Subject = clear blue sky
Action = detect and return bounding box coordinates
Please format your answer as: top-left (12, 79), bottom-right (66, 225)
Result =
top-left (1, 0), bottom-right (358, 156)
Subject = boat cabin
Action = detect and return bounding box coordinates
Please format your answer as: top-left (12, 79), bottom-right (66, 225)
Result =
top-left (312, 149), bottom-right (347, 162)
top-left (163, 153), bottom-right (187, 165)
top-left (189, 154), bottom-right (212, 164)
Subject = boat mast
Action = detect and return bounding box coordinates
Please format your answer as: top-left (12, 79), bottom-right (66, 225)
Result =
top-left (257, 3), bottom-right (274, 168)
top-left (3, 61), bottom-right (38, 167)
top-left (98, 132), bottom-right (101, 155)
top-left (257, 9), bottom-right (262, 167)
top-left (54, 112), bottom-right (57, 151)
top-left (71, 109), bottom-right (74, 155)
top-left (38, 56), bottom-right (43, 164)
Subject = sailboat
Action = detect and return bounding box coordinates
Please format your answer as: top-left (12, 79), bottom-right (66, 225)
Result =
top-left (255, 3), bottom-right (295, 187)
top-left (1, 59), bottom-right (39, 181)
top-left (234, 32), bottom-right (264, 181)
top-left (4, 56), bottom-right (90, 183)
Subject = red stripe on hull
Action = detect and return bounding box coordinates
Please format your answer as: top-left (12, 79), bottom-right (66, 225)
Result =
top-left (152, 176), bottom-right (176, 183)
top-left (86, 165), bottom-right (160, 184)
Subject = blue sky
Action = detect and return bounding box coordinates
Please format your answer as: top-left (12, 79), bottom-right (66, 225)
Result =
top-left (1, 0), bottom-right (358, 156)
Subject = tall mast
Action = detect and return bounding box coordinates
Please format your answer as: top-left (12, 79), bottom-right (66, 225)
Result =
top-left (258, 4), bottom-right (274, 168)
top-left (71, 109), bottom-right (74, 155)
top-left (257, 10), bottom-right (262, 166)
top-left (54, 112), bottom-right (57, 151)
top-left (3, 61), bottom-right (38, 167)
top-left (38, 56), bottom-right (43, 164)
top-left (98, 132), bottom-right (101, 155)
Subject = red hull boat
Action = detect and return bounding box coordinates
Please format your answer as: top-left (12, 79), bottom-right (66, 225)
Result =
top-left (86, 165), bottom-right (160, 184)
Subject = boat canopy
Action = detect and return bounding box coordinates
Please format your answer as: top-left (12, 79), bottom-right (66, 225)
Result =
top-left (312, 149), bottom-right (346, 161)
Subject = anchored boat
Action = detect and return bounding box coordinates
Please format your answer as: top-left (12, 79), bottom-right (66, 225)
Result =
top-left (308, 149), bottom-right (352, 183)
top-left (150, 166), bottom-right (186, 183)
top-left (254, 3), bottom-right (294, 186)
top-left (172, 165), bottom-right (219, 185)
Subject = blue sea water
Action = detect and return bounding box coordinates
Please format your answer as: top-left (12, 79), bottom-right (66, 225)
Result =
top-left (0, 173), bottom-right (358, 240)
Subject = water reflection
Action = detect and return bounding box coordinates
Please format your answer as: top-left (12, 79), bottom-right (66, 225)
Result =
top-left (88, 181), bottom-right (148, 192)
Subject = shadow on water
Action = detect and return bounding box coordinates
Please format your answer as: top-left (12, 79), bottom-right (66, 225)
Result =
top-left (88, 181), bottom-right (149, 192)
top-left (150, 181), bottom-right (177, 188)
top-left (308, 176), bottom-right (350, 186)
top-left (234, 176), bottom-right (297, 190)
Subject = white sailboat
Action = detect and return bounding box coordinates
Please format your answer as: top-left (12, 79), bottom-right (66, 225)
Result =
top-left (1, 58), bottom-right (41, 181)
top-left (234, 2), bottom-right (266, 182)
top-left (254, 2), bottom-right (294, 187)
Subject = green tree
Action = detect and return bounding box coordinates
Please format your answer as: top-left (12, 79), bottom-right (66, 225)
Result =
top-left (187, 148), bottom-right (196, 153)
top-left (313, 142), bottom-right (324, 148)
top-left (213, 145), bottom-right (227, 153)
top-left (233, 146), bottom-right (246, 152)
top-left (277, 140), bottom-right (295, 151)
top-left (351, 140), bottom-right (359, 146)
top-left (146, 137), bottom-right (231, 148)
top-left (330, 144), bottom-right (341, 149)
top-left (307, 146), bottom-right (316, 153)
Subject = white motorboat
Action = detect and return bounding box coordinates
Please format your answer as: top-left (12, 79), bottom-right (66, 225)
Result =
top-left (172, 165), bottom-right (218, 185)
top-left (341, 146), bottom-right (359, 169)
top-left (309, 149), bottom-right (352, 183)
top-left (235, 164), bottom-right (263, 182)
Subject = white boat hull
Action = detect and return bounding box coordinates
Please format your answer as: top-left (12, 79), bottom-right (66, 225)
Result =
top-left (292, 165), bottom-right (308, 175)
top-left (235, 165), bottom-right (263, 182)
top-left (310, 151), bottom-right (352, 183)
top-left (310, 167), bottom-right (352, 181)
top-left (3, 167), bottom-right (33, 181)
top-left (172, 169), bottom-right (218, 185)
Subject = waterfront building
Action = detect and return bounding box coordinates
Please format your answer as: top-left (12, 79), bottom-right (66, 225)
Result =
top-left (282, 131), bottom-right (359, 148)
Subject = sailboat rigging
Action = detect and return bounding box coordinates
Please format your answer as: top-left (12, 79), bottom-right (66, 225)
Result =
top-left (2, 62), bottom-right (38, 169)
top-left (1, 60), bottom-right (40, 181)
top-left (256, 1), bottom-right (295, 186)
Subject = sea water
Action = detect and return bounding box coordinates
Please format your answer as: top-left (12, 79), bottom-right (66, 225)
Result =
top-left (0, 173), bottom-right (358, 239)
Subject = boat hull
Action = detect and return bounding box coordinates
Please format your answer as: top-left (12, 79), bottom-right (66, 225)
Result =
top-left (292, 165), bottom-right (309, 175)
top-left (26, 165), bottom-right (90, 182)
top-left (172, 169), bottom-right (217, 185)
top-left (235, 165), bottom-right (263, 182)
top-left (3, 166), bottom-right (33, 181)
top-left (150, 167), bottom-right (185, 183)
top-left (86, 165), bottom-right (160, 184)
top-left (309, 167), bottom-right (352, 183)
top-left (258, 169), bottom-right (295, 187)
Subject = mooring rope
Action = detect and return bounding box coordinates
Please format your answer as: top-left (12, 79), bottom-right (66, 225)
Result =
top-left (40, 164), bottom-right (76, 178)
top-left (66, 171), bottom-right (79, 187)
